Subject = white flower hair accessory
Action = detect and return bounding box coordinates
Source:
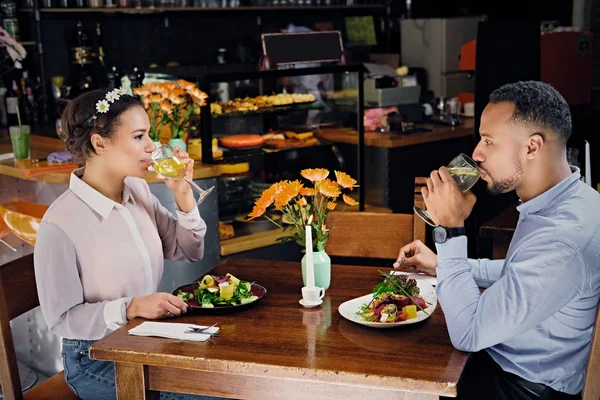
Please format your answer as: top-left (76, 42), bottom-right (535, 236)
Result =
top-left (86, 87), bottom-right (129, 125)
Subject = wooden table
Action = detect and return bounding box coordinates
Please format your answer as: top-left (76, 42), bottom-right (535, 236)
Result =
top-left (90, 259), bottom-right (468, 400)
top-left (479, 204), bottom-right (519, 259)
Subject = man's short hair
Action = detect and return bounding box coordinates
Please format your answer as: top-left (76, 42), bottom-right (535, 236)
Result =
top-left (489, 81), bottom-right (571, 144)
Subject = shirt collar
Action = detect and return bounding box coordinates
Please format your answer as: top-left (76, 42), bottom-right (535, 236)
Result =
top-left (122, 179), bottom-right (137, 206)
top-left (70, 168), bottom-right (136, 219)
top-left (516, 166), bottom-right (581, 215)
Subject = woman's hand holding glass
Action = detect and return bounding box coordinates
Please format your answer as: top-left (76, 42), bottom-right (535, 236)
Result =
top-left (150, 144), bottom-right (215, 206)
top-left (157, 146), bottom-right (194, 193)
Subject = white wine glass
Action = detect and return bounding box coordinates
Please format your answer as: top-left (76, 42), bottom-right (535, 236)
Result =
top-left (150, 144), bottom-right (215, 206)
top-left (414, 153), bottom-right (480, 227)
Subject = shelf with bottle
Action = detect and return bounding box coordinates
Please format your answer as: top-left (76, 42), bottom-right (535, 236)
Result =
top-left (19, 3), bottom-right (383, 12)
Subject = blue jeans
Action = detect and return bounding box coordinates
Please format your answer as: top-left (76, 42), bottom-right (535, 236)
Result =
top-left (61, 338), bottom-right (226, 400)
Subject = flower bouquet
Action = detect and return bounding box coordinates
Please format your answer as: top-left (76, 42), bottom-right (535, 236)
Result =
top-left (0, 28), bottom-right (26, 77)
top-left (133, 79), bottom-right (207, 142)
top-left (247, 168), bottom-right (358, 251)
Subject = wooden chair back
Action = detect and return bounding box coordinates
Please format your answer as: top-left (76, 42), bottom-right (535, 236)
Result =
top-left (582, 303), bottom-right (600, 400)
top-left (325, 178), bottom-right (427, 260)
top-left (0, 254), bottom-right (78, 400)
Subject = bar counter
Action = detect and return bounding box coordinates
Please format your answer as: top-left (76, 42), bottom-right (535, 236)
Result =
top-left (316, 117), bottom-right (475, 149)
top-left (0, 131), bottom-right (222, 184)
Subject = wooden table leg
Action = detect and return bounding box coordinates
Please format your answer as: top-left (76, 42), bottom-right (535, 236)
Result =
top-left (115, 362), bottom-right (159, 400)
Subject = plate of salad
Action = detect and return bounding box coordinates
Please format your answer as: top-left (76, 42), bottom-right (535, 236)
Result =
top-left (338, 271), bottom-right (437, 328)
top-left (173, 273), bottom-right (266, 314)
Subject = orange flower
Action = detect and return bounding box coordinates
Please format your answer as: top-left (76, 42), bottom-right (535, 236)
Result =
top-left (297, 197), bottom-right (307, 207)
top-left (247, 203), bottom-right (267, 220)
top-left (147, 83), bottom-right (162, 93)
top-left (335, 171), bottom-right (357, 190)
top-left (177, 79), bottom-right (195, 91)
top-left (343, 194), bottom-right (358, 206)
top-left (301, 168), bottom-right (329, 182)
top-left (148, 94), bottom-right (163, 103)
top-left (170, 96), bottom-right (186, 105)
top-left (262, 181), bottom-right (286, 205)
top-left (248, 182), bottom-right (286, 220)
top-left (254, 195), bottom-right (272, 212)
top-left (133, 87), bottom-right (151, 97)
top-left (327, 201), bottom-right (336, 210)
top-left (169, 87), bottom-right (186, 98)
top-left (317, 179), bottom-right (341, 198)
top-left (160, 100), bottom-right (173, 114)
top-left (153, 84), bottom-right (170, 97)
top-left (189, 88), bottom-right (207, 105)
top-left (274, 180), bottom-right (303, 209)
top-left (299, 187), bottom-right (315, 196)
top-left (163, 82), bottom-right (177, 91)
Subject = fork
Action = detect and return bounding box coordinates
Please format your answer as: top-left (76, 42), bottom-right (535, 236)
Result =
top-left (185, 323), bottom-right (219, 335)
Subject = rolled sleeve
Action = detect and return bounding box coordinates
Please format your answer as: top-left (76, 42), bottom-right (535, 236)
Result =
top-left (154, 195), bottom-right (206, 262)
top-left (175, 205), bottom-right (203, 230)
top-left (103, 297), bottom-right (133, 330)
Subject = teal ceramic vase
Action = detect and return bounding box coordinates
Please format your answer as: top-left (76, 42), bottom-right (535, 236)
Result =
top-left (168, 138), bottom-right (187, 152)
top-left (301, 250), bottom-right (331, 291)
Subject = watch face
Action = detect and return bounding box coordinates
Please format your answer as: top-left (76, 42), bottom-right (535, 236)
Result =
top-left (433, 226), bottom-right (448, 243)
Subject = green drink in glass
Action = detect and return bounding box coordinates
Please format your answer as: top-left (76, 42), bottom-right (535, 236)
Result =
top-left (414, 153), bottom-right (480, 227)
top-left (9, 125), bottom-right (31, 160)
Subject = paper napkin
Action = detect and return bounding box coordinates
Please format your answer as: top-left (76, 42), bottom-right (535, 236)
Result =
top-left (128, 322), bottom-right (219, 342)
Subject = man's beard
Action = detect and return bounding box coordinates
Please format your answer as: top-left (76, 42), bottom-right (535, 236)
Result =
top-left (483, 158), bottom-right (523, 195)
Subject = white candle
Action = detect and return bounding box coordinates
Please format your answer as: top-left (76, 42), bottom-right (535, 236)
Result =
top-left (585, 140), bottom-right (592, 187)
top-left (305, 215), bottom-right (315, 288)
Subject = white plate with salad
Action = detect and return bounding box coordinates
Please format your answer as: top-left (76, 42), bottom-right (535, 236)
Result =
top-left (338, 272), bottom-right (437, 328)
top-left (173, 273), bottom-right (266, 314)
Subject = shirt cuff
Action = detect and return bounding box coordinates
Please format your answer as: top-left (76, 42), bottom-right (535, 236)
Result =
top-left (103, 297), bottom-right (132, 331)
top-left (175, 205), bottom-right (202, 230)
top-left (435, 235), bottom-right (468, 262)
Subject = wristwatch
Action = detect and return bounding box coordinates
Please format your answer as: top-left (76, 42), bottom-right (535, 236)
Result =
top-left (432, 226), bottom-right (466, 244)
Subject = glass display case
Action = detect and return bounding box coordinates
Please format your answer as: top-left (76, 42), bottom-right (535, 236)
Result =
top-left (190, 64), bottom-right (365, 239)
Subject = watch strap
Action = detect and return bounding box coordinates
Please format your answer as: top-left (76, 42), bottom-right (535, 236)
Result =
top-left (445, 227), bottom-right (466, 238)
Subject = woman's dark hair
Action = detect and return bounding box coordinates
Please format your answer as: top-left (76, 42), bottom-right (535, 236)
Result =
top-left (62, 88), bottom-right (143, 161)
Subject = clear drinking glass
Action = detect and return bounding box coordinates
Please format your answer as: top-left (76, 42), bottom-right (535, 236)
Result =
top-left (150, 144), bottom-right (215, 205)
top-left (414, 153), bottom-right (480, 227)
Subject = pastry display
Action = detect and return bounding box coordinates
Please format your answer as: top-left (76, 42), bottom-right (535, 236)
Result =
top-left (218, 222), bottom-right (235, 240)
top-left (213, 93), bottom-right (316, 115)
top-left (219, 134), bottom-right (265, 149)
top-left (219, 162), bottom-right (250, 175)
top-left (187, 138), bottom-right (223, 161)
top-left (262, 130), bottom-right (317, 150)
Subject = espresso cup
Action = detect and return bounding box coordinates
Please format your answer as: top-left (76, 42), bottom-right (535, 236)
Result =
top-left (302, 286), bottom-right (325, 304)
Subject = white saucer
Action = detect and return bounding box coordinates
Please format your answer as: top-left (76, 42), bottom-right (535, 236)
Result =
top-left (299, 299), bottom-right (323, 308)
